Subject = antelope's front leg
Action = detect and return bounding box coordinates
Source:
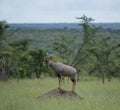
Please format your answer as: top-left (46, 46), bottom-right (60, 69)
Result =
top-left (57, 73), bottom-right (61, 88)
top-left (72, 81), bottom-right (76, 92)
top-left (71, 79), bottom-right (76, 92)
top-left (58, 77), bottom-right (61, 88)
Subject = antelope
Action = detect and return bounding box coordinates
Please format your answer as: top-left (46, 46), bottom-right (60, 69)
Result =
top-left (45, 59), bottom-right (77, 92)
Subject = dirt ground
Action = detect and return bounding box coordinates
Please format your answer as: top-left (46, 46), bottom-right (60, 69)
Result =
top-left (37, 88), bottom-right (83, 100)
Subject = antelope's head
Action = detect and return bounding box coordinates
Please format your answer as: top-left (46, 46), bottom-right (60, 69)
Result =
top-left (44, 56), bottom-right (50, 68)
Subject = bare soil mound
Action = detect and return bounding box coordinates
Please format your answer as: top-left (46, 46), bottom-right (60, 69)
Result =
top-left (37, 88), bottom-right (83, 100)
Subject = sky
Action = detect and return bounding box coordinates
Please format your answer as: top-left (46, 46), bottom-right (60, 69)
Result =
top-left (0, 0), bottom-right (120, 23)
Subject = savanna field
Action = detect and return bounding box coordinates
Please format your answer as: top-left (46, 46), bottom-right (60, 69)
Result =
top-left (1, 8), bottom-right (120, 110)
top-left (0, 78), bottom-right (120, 110)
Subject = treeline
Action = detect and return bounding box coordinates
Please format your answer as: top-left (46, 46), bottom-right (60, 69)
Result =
top-left (0, 21), bottom-right (48, 81)
top-left (0, 15), bottom-right (120, 83)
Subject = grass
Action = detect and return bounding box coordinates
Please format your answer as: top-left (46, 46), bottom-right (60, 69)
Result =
top-left (0, 78), bottom-right (120, 110)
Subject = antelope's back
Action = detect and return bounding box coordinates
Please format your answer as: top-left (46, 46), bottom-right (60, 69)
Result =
top-left (60, 63), bottom-right (77, 76)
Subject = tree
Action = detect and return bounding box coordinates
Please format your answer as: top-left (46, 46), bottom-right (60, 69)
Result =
top-left (28, 49), bottom-right (46, 78)
top-left (52, 15), bottom-right (98, 81)
top-left (0, 51), bottom-right (12, 81)
top-left (72, 15), bottom-right (99, 66)
top-left (0, 21), bottom-right (12, 81)
top-left (87, 36), bottom-right (120, 83)
top-left (8, 39), bottom-right (32, 81)
top-left (18, 52), bottom-right (33, 78)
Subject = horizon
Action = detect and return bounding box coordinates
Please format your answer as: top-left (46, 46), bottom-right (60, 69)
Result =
top-left (9, 22), bottom-right (120, 30)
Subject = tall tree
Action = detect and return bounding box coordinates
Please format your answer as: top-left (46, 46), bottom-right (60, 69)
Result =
top-left (72, 15), bottom-right (99, 67)
top-left (0, 21), bottom-right (12, 81)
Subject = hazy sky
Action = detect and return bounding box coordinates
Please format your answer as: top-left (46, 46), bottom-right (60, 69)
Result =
top-left (0, 0), bottom-right (120, 23)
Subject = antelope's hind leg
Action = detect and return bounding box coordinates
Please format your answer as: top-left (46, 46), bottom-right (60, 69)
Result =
top-left (71, 79), bottom-right (76, 92)
top-left (71, 73), bottom-right (76, 92)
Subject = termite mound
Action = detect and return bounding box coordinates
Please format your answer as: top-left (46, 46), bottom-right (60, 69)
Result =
top-left (37, 88), bottom-right (83, 100)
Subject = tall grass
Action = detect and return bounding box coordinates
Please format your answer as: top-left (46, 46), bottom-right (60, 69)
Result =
top-left (0, 78), bottom-right (120, 110)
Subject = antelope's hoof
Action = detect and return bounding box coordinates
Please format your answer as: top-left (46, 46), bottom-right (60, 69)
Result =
top-left (58, 87), bottom-right (61, 89)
